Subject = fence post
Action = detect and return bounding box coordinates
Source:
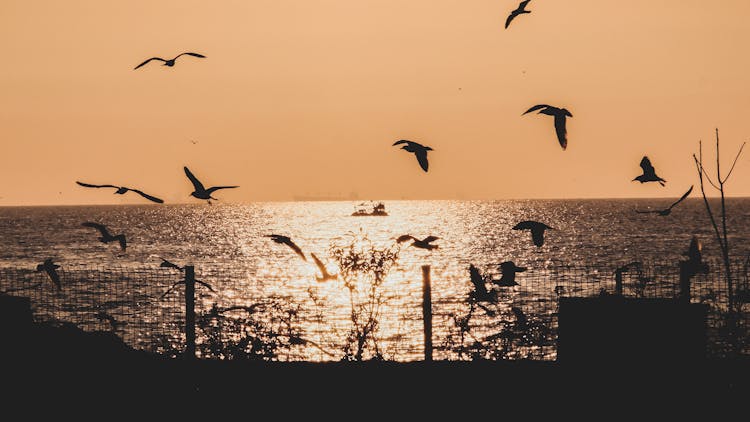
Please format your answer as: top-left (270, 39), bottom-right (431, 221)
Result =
top-left (422, 265), bottom-right (432, 362)
top-left (614, 270), bottom-right (623, 296)
top-left (185, 265), bottom-right (196, 361)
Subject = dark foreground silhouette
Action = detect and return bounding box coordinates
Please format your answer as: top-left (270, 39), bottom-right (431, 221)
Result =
top-left (133, 52), bottom-right (206, 70)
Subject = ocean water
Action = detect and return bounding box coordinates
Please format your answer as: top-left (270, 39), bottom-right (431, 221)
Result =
top-left (0, 199), bottom-right (748, 360)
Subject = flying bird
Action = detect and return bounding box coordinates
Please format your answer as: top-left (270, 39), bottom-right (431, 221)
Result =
top-left (184, 166), bottom-right (238, 205)
top-left (266, 234), bottom-right (307, 261)
top-left (512, 220), bottom-right (554, 247)
top-left (396, 235), bottom-right (439, 250)
top-left (468, 264), bottom-right (497, 303)
top-left (36, 258), bottom-right (61, 291)
top-left (310, 252), bottom-right (337, 282)
top-left (158, 257), bottom-right (184, 271)
top-left (522, 104), bottom-right (573, 150)
top-left (493, 261), bottom-right (527, 287)
top-left (392, 140), bottom-right (433, 172)
top-left (76, 181), bottom-right (164, 204)
top-left (134, 52), bottom-right (206, 70)
top-left (505, 0), bottom-right (531, 29)
top-left (82, 222), bottom-right (126, 251)
top-left (632, 156), bottom-right (666, 186)
top-left (636, 186), bottom-right (693, 216)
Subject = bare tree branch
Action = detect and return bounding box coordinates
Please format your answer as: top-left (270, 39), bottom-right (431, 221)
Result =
top-left (721, 141), bottom-right (746, 183)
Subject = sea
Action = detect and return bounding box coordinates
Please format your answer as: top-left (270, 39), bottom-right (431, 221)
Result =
top-left (0, 199), bottom-right (748, 361)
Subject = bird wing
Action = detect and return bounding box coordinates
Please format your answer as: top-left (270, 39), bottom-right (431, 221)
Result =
top-left (174, 52), bottom-right (206, 60)
top-left (392, 140), bottom-right (411, 147)
top-left (668, 185), bottom-right (694, 210)
top-left (423, 236), bottom-right (439, 243)
top-left (159, 258), bottom-right (182, 270)
top-left (205, 186), bottom-right (239, 194)
top-left (505, 11), bottom-right (519, 29)
top-left (130, 188), bottom-right (164, 204)
top-left (519, 0), bottom-right (531, 8)
top-left (415, 149), bottom-right (430, 172)
top-left (469, 265), bottom-right (487, 293)
top-left (82, 222), bottom-right (110, 237)
top-left (639, 157), bottom-right (655, 174)
top-left (115, 235), bottom-right (126, 251)
top-left (396, 235), bottom-right (414, 243)
top-left (553, 114), bottom-right (568, 150)
top-left (46, 267), bottom-right (61, 290)
top-left (310, 252), bottom-right (328, 275)
top-left (134, 57), bottom-right (165, 70)
top-left (76, 181), bottom-right (119, 189)
top-left (523, 104), bottom-right (550, 115)
top-left (512, 221), bottom-right (535, 230)
top-left (184, 167), bottom-right (206, 192)
top-left (531, 228), bottom-right (545, 247)
top-left (283, 239), bottom-right (307, 261)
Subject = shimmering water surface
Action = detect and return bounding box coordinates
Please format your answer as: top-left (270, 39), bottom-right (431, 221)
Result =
top-left (1, 199), bottom-right (748, 360)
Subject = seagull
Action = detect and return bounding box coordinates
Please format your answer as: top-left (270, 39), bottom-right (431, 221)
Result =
top-left (493, 261), bottom-right (527, 287)
top-left (266, 234), bottom-right (307, 261)
top-left (505, 0), bottom-right (531, 29)
top-left (512, 220), bottom-right (554, 247)
top-left (310, 252), bottom-right (337, 282)
top-left (396, 235), bottom-right (439, 250)
top-left (158, 257), bottom-right (184, 271)
top-left (632, 156), bottom-right (666, 186)
top-left (522, 104), bottom-right (573, 150)
top-left (82, 222), bottom-right (126, 251)
top-left (36, 258), bottom-right (61, 291)
top-left (184, 166), bottom-right (238, 205)
top-left (392, 140), bottom-right (433, 172)
top-left (133, 52), bottom-right (206, 70)
top-left (469, 264), bottom-right (497, 303)
top-left (636, 186), bottom-right (693, 216)
top-left (76, 181), bottom-right (164, 204)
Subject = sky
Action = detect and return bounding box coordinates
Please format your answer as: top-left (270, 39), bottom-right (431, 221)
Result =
top-left (1, 0), bottom-right (749, 205)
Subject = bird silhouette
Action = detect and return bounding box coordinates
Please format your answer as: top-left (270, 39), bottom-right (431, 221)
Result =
top-left (636, 186), bottom-right (693, 216)
top-left (468, 264), bottom-right (497, 303)
top-left (158, 257), bottom-right (184, 271)
top-left (76, 181), bottom-right (164, 204)
top-left (95, 311), bottom-right (126, 331)
top-left (505, 0), bottom-right (531, 29)
top-left (632, 156), bottom-right (666, 186)
top-left (522, 104), bottom-right (573, 150)
top-left (310, 252), bottom-right (337, 282)
top-left (266, 234), bottom-right (307, 261)
top-left (392, 140), bottom-right (433, 172)
top-left (184, 166), bottom-right (238, 205)
top-left (396, 235), bottom-right (439, 250)
top-left (36, 258), bottom-right (61, 291)
top-left (82, 222), bottom-right (126, 251)
top-left (133, 52), bottom-right (206, 70)
top-left (512, 220), bottom-right (554, 247)
top-left (493, 261), bottom-right (527, 287)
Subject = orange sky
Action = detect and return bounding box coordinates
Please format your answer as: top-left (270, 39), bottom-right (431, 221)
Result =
top-left (1, 0), bottom-right (749, 205)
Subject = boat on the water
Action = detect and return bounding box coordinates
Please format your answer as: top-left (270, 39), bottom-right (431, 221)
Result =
top-left (351, 202), bottom-right (388, 216)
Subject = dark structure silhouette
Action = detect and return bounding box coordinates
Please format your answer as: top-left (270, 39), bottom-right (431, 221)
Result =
top-left (493, 261), bottom-right (527, 287)
top-left (184, 166), bottom-right (238, 205)
top-left (310, 252), bottom-right (337, 281)
top-left (636, 185), bottom-right (693, 216)
top-left (396, 235), bottom-right (439, 250)
top-left (266, 234), bottom-right (307, 261)
top-left (392, 140), bottom-right (433, 172)
top-left (35, 258), bottom-right (61, 291)
top-left (76, 181), bottom-right (164, 204)
top-left (632, 156), bottom-right (667, 186)
top-left (511, 306), bottom-right (528, 331)
top-left (523, 104), bottom-right (572, 150)
top-left (133, 52), bottom-right (206, 70)
top-left (158, 257), bottom-right (184, 271)
top-left (468, 264), bottom-right (498, 302)
top-left (82, 222), bottom-right (126, 251)
top-left (512, 220), bottom-right (553, 247)
top-left (505, 0), bottom-right (531, 29)
top-left (94, 311), bottom-right (126, 331)
top-left (684, 236), bottom-right (709, 277)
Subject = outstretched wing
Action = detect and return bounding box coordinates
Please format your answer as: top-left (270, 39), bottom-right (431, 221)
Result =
top-left (423, 236), bottom-right (439, 243)
top-left (184, 167), bottom-right (206, 192)
top-left (396, 234), bottom-right (414, 243)
top-left (392, 139), bottom-right (411, 147)
top-left (668, 185), bottom-right (693, 210)
top-left (174, 52), bottom-right (206, 60)
top-left (82, 222), bottom-right (110, 237)
top-left (46, 267), bottom-right (61, 291)
top-left (130, 188), bottom-right (164, 204)
top-left (283, 239), bottom-right (306, 261)
top-left (114, 235), bottom-right (127, 251)
top-left (415, 149), bottom-right (430, 172)
top-left (159, 257), bottom-right (183, 271)
top-left (134, 57), bottom-right (165, 70)
top-left (523, 104), bottom-right (549, 115)
top-left (469, 265), bottom-right (487, 293)
top-left (553, 114), bottom-right (568, 150)
top-left (505, 11), bottom-right (519, 29)
top-left (639, 156), bottom-right (655, 174)
top-left (310, 252), bottom-right (327, 274)
top-left (76, 181), bottom-right (119, 189)
top-left (512, 220), bottom-right (535, 230)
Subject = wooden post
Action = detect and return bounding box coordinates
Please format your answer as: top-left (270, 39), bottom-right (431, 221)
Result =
top-left (678, 261), bottom-right (691, 305)
top-left (422, 265), bottom-right (433, 362)
top-left (614, 270), bottom-right (623, 296)
top-left (185, 265), bottom-right (196, 360)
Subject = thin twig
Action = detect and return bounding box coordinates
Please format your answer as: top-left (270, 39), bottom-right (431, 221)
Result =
top-left (721, 142), bottom-right (746, 183)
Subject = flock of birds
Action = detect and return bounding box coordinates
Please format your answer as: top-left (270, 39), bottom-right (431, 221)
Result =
top-left (33, 1), bottom-right (700, 313)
